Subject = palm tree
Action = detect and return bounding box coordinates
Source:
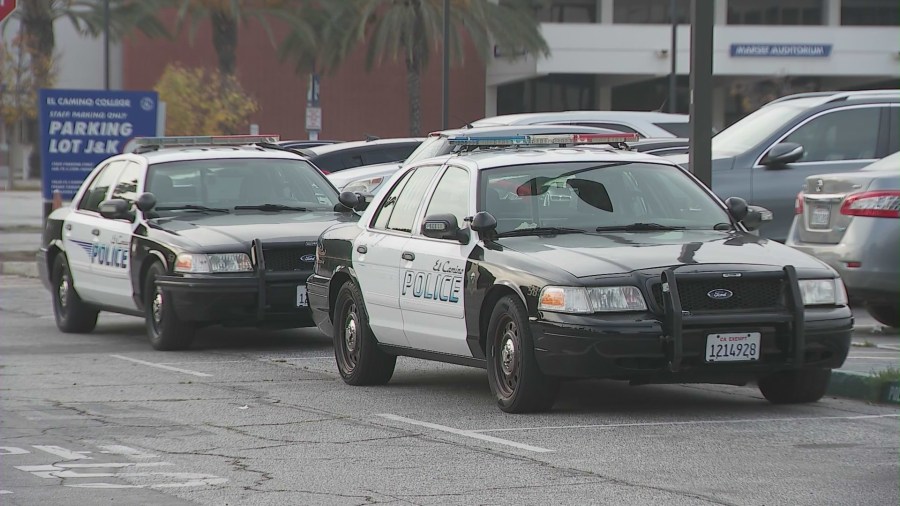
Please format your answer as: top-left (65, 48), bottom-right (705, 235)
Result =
top-left (344, 0), bottom-right (549, 136)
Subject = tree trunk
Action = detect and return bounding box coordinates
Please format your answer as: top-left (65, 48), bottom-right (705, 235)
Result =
top-left (211, 9), bottom-right (238, 76)
top-left (19, 0), bottom-right (55, 178)
top-left (405, 56), bottom-right (422, 137)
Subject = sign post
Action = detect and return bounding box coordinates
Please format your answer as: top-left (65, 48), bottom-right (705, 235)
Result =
top-left (38, 89), bottom-right (159, 222)
top-left (0, 0), bottom-right (18, 23)
top-left (306, 73), bottom-right (321, 141)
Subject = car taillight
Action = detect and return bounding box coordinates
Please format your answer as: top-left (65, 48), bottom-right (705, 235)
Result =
top-left (795, 191), bottom-right (804, 215)
top-left (840, 190), bottom-right (900, 218)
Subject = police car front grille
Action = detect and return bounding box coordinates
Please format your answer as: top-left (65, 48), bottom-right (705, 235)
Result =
top-left (261, 246), bottom-right (316, 272)
top-left (651, 278), bottom-right (785, 312)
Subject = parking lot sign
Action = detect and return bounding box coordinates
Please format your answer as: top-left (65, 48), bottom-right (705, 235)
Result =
top-left (0, 0), bottom-right (17, 22)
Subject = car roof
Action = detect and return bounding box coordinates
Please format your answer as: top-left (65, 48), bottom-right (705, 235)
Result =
top-left (764, 89), bottom-right (900, 108)
top-left (428, 146), bottom-right (673, 171)
top-left (298, 137), bottom-right (425, 156)
top-left (435, 124), bottom-right (625, 137)
top-left (470, 110), bottom-right (689, 127)
top-left (135, 145), bottom-right (306, 164)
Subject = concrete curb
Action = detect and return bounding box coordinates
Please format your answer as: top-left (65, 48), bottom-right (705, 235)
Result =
top-left (0, 261), bottom-right (39, 278)
top-left (827, 370), bottom-right (900, 405)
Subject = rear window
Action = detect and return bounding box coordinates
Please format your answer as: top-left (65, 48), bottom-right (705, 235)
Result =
top-left (654, 122), bottom-right (691, 138)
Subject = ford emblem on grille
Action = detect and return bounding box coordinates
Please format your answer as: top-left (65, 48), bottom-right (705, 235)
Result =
top-left (300, 254), bottom-right (316, 263)
top-left (707, 289), bottom-right (733, 300)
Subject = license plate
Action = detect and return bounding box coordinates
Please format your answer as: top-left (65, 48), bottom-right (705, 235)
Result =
top-left (705, 332), bottom-right (760, 362)
top-left (296, 285), bottom-right (308, 307)
top-left (810, 206), bottom-right (830, 227)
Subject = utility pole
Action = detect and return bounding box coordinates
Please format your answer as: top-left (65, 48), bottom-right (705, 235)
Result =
top-left (689, 0), bottom-right (714, 187)
top-left (103, 0), bottom-right (110, 90)
top-left (668, 0), bottom-right (677, 113)
top-left (441, 0), bottom-right (450, 129)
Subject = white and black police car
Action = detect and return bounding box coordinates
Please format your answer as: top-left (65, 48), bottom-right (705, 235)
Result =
top-left (308, 133), bottom-right (853, 413)
top-left (38, 135), bottom-right (364, 350)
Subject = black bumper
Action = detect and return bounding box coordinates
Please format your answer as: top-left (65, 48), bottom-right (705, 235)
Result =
top-left (533, 310), bottom-right (852, 382)
top-left (307, 273), bottom-right (333, 336)
top-left (156, 272), bottom-right (314, 328)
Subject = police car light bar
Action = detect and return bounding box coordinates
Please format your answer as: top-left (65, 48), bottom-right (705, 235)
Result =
top-left (447, 132), bottom-right (639, 147)
top-left (134, 135), bottom-right (281, 147)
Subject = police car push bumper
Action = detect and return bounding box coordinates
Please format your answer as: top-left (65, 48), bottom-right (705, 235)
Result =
top-left (530, 266), bottom-right (852, 382)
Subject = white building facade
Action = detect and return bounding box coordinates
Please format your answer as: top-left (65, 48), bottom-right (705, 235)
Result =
top-left (487, 0), bottom-right (900, 130)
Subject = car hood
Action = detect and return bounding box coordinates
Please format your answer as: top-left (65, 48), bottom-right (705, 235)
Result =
top-left (149, 211), bottom-right (356, 250)
top-left (498, 230), bottom-right (830, 278)
top-left (328, 162), bottom-right (402, 190)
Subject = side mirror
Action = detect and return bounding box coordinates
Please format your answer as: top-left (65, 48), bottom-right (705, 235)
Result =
top-left (470, 211), bottom-right (498, 234)
top-left (742, 205), bottom-right (773, 232)
top-left (761, 142), bottom-right (804, 167)
top-left (724, 197), bottom-right (749, 222)
top-left (338, 191), bottom-right (366, 212)
top-left (136, 192), bottom-right (157, 212)
top-left (99, 199), bottom-right (134, 221)
top-left (422, 214), bottom-right (469, 244)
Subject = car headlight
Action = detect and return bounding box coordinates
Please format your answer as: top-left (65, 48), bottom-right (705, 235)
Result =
top-left (174, 253), bottom-right (253, 273)
top-left (798, 278), bottom-right (848, 306)
top-left (538, 286), bottom-right (647, 313)
top-left (343, 176), bottom-right (384, 194)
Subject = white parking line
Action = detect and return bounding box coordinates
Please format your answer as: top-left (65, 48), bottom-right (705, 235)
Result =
top-left (474, 413), bottom-right (900, 433)
top-left (845, 356), bottom-right (899, 360)
top-left (33, 445), bottom-right (92, 460)
top-left (109, 355), bottom-right (212, 377)
top-left (378, 414), bottom-right (553, 453)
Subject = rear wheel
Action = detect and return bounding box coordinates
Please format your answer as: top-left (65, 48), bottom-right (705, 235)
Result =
top-left (51, 254), bottom-right (98, 333)
top-left (758, 369), bottom-right (831, 404)
top-left (867, 303), bottom-right (899, 328)
top-left (333, 280), bottom-right (395, 385)
top-left (144, 263), bottom-right (194, 351)
top-left (486, 295), bottom-right (559, 413)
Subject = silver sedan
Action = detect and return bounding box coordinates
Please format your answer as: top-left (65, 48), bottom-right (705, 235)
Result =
top-left (787, 152), bottom-right (900, 327)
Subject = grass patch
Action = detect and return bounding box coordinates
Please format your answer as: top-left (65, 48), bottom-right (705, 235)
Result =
top-left (872, 367), bottom-right (900, 383)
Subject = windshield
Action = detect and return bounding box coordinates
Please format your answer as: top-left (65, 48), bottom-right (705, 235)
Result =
top-left (711, 99), bottom-right (816, 156)
top-left (479, 162), bottom-right (730, 235)
top-left (404, 135), bottom-right (450, 165)
top-left (146, 158), bottom-right (339, 213)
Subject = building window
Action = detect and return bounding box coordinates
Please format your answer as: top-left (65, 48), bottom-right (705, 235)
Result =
top-left (727, 0), bottom-right (823, 25)
top-left (613, 0), bottom-right (691, 24)
top-left (536, 0), bottom-right (597, 23)
top-left (497, 75), bottom-right (595, 115)
top-left (842, 0), bottom-right (900, 25)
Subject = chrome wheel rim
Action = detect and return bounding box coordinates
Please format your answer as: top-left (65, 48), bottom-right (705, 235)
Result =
top-left (341, 303), bottom-right (359, 370)
top-left (152, 287), bottom-right (164, 328)
top-left (494, 316), bottom-right (520, 398)
top-left (57, 273), bottom-right (69, 312)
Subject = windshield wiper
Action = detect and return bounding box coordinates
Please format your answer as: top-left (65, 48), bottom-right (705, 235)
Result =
top-left (497, 226), bottom-right (586, 238)
top-left (234, 204), bottom-right (309, 212)
top-left (595, 223), bottom-right (685, 232)
top-left (155, 204), bottom-right (229, 213)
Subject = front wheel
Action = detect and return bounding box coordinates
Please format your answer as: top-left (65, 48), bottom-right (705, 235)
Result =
top-left (51, 254), bottom-right (98, 333)
top-left (758, 369), bottom-right (831, 404)
top-left (485, 295), bottom-right (559, 413)
top-left (867, 303), bottom-right (899, 328)
top-left (144, 263), bottom-right (194, 351)
top-left (333, 280), bottom-right (395, 385)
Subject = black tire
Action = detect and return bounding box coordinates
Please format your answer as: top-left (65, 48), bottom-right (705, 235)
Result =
top-left (333, 280), bottom-right (396, 385)
top-left (758, 369), bottom-right (831, 404)
top-left (485, 295), bottom-right (559, 413)
top-left (867, 303), bottom-right (899, 328)
top-left (51, 254), bottom-right (99, 333)
top-left (144, 262), bottom-right (194, 351)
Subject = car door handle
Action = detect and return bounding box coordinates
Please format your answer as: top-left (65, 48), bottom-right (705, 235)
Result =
top-left (356, 245), bottom-right (367, 254)
top-left (401, 252), bottom-right (415, 261)
top-left (91, 229), bottom-right (100, 236)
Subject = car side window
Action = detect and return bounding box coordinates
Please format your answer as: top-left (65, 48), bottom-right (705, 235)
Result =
top-left (783, 107), bottom-right (881, 162)
top-left (110, 162), bottom-right (141, 207)
top-left (423, 166), bottom-right (471, 230)
top-left (370, 166), bottom-right (440, 232)
top-left (573, 122), bottom-right (642, 136)
top-left (78, 161), bottom-right (127, 213)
